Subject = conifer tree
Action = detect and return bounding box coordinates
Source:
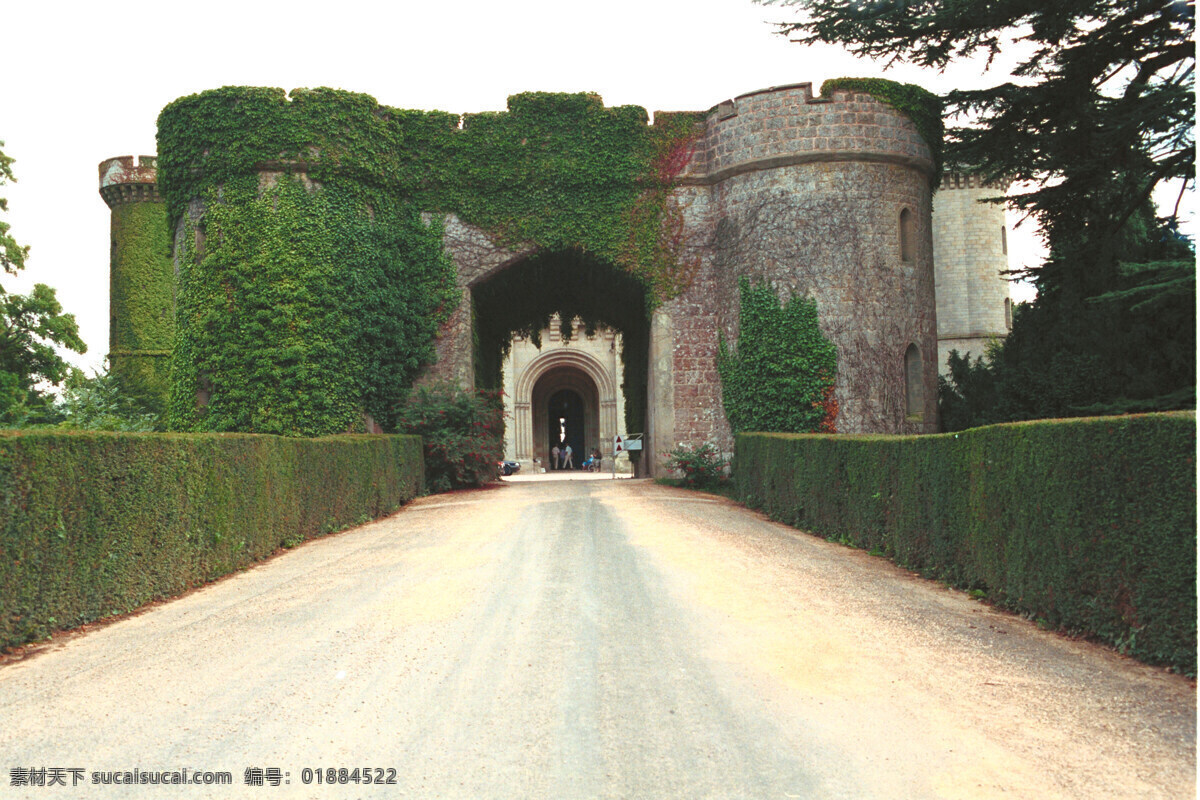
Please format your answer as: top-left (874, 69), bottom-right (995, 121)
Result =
top-left (767, 0), bottom-right (1195, 422)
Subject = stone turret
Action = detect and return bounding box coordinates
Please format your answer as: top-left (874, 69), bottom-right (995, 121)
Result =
top-left (931, 172), bottom-right (1013, 374)
top-left (99, 155), bottom-right (174, 404)
top-left (650, 81), bottom-right (940, 453)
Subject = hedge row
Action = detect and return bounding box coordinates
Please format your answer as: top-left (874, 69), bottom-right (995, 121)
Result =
top-left (0, 431), bottom-right (423, 651)
top-left (735, 413), bottom-right (1196, 674)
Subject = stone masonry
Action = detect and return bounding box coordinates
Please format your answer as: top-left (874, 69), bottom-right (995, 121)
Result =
top-left (932, 172), bottom-right (1013, 371)
top-left (100, 81), bottom-right (1011, 476)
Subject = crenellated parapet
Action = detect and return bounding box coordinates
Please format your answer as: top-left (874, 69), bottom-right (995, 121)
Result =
top-left (682, 82), bottom-right (935, 185)
top-left (99, 155), bottom-right (161, 208)
top-left (938, 171), bottom-right (1012, 192)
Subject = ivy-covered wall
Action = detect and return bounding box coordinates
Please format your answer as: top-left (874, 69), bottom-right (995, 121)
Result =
top-left (156, 87), bottom-right (705, 437)
top-left (108, 193), bottom-right (173, 405)
top-left (169, 176), bottom-right (456, 435)
top-left (718, 278), bottom-right (838, 434)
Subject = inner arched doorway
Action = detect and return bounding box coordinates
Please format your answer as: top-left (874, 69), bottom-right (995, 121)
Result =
top-left (545, 387), bottom-right (587, 468)
top-left (510, 345), bottom-right (620, 468)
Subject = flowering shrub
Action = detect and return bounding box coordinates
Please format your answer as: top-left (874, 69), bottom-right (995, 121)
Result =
top-left (394, 384), bottom-right (504, 492)
top-left (663, 442), bottom-right (727, 489)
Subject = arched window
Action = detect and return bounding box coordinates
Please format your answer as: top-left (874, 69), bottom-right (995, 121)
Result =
top-left (1001, 225), bottom-right (1008, 255)
top-left (904, 344), bottom-right (923, 418)
top-left (1004, 297), bottom-right (1013, 330)
top-left (899, 208), bottom-right (915, 262)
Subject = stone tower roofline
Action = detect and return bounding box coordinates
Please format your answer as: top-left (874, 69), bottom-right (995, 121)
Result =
top-left (99, 155), bottom-right (161, 208)
top-left (704, 80), bottom-right (845, 118)
top-left (939, 171), bottom-right (1013, 192)
top-left (681, 81), bottom-right (936, 186)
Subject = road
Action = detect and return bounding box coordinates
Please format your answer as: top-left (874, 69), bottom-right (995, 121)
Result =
top-left (0, 476), bottom-right (1194, 799)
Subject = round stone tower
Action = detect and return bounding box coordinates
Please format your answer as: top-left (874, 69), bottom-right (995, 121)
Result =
top-left (98, 155), bottom-right (174, 404)
top-left (651, 81), bottom-right (940, 464)
top-left (931, 172), bottom-right (1013, 373)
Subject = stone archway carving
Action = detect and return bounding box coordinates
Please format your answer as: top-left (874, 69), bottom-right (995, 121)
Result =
top-left (510, 348), bottom-right (619, 464)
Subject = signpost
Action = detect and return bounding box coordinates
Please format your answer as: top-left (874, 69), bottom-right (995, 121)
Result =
top-left (613, 434), bottom-right (644, 478)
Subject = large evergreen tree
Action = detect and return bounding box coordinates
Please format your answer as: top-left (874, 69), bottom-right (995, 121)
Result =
top-left (768, 0), bottom-right (1196, 424)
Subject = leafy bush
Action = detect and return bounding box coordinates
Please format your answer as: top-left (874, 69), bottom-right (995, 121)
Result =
top-left (736, 412), bottom-right (1197, 674)
top-left (55, 367), bottom-right (163, 432)
top-left (718, 277), bottom-right (838, 434)
top-left (664, 442), bottom-right (728, 489)
top-left (394, 383), bottom-right (504, 492)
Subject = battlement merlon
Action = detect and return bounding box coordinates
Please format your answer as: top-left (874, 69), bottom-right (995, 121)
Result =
top-left (99, 155), bottom-right (161, 208)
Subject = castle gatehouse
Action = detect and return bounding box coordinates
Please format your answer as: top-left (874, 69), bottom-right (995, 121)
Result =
top-left (100, 82), bottom-right (1011, 475)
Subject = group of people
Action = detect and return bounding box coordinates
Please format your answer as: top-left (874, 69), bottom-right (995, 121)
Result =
top-left (549, 444), bottom-right (603, 472)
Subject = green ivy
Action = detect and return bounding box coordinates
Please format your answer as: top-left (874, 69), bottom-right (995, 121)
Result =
top-left (718, 278), bottom-right (838, 434)
top-left (157, 87), bottom-right (703, 437)
top-left (821, 77), bottom-right (944, 183)
top-left (169, 177), bottom-right (456, 436)
top-left (108, 200), bottom-right (173, 407)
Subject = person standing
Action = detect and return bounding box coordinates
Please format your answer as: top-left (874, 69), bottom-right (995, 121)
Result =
top-left (563, 444), bottom-right (574, 470)
top-left (551, 445), bottom-right (560, 470)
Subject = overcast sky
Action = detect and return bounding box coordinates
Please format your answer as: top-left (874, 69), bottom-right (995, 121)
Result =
top-left (2, 0), bottom-right (1138, 372)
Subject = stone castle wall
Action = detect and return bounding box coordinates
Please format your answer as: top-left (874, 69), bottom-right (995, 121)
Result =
top-left (101, 81), bottom-right (1014, 475)
top-left (655, 83), bottom-right (939, 464)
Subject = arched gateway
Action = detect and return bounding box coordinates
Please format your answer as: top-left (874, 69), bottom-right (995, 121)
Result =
top-left (503, 326), bottom-right (625, 469)
top-left (97, 81), bottom-right (1015, 476)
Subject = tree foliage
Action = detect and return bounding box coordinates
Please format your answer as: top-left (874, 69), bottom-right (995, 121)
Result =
top-left (768, 0), bottom-right (1196, 424)
top-left (939, 209), bottom-right (1195, 429)
top-left (0, 142), bottom-right (87, 424)
top-left (718, 278), bottom-right (838, 434)
top-left (1, 142), bottom-right (30, 275)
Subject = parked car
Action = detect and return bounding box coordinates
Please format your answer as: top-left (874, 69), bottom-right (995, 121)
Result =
top-left (498, 460), bottom-right (521, 477)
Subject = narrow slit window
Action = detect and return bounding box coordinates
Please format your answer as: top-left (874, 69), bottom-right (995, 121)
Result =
top-left (904, 343), bottom-right (923, 417)
top-left (899, 208), bottom-right (915, 262)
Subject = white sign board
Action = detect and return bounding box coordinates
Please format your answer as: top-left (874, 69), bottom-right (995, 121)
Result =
top-left (615, 433), bottom-right (643, 452)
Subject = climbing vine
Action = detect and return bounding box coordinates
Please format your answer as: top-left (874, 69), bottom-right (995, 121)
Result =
top-left (108, 200), bottom-right (173, 406)
top-left (718, 278), bottom-right (838, 434)
top-left (821, 77), bottom-right (944, 182)
top-left (169, 176), bottom-right (456, 436)
top-left (157, 87), bottom-right (703, 436)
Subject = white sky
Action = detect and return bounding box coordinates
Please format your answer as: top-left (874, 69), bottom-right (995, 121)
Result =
top-left (4, 0), bottom-right (1167, 372)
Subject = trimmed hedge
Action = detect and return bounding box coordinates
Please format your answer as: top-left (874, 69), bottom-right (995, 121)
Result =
top-left (736, 413), bottom-right (1197, 674)
top-left (0, 431), bottom-right (423, 651)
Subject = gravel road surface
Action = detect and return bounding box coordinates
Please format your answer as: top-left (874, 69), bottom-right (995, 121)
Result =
top-left (1, 477), bottom-right (1193, 799)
